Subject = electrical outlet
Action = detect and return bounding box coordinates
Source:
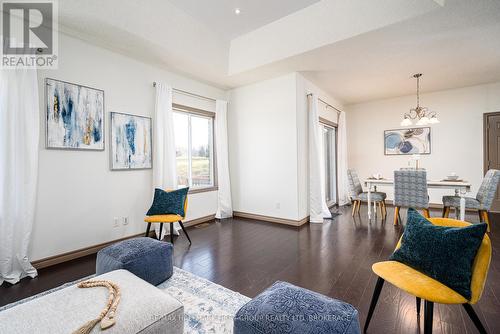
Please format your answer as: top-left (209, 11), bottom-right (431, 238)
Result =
top-left (123, 217), bottom-right (129, 225)
top-left (113, 217), bottom-right (120, 228)
top-left (275, 202), bottom-right (281, 209)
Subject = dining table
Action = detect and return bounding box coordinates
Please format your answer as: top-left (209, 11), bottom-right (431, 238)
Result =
top-left (363, 178), bottom-right (472, 221)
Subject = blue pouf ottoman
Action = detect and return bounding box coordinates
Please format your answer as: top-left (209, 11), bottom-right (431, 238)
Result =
top-left (96, 237), bottom-right (173, 286)
top-left (234, 281), bottom-right (360, 334)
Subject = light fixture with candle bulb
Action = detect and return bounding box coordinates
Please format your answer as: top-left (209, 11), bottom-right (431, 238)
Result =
top-left (401, 73), bottom-right (439, 126)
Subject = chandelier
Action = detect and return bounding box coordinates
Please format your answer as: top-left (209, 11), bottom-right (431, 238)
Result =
top-left (401, 73), bottom-right (439, 126)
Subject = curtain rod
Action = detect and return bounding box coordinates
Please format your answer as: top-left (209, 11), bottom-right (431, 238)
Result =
top-left (306, 93), bottom-right (342, 114)
top-left (153, 82), bottom-right (216, 102)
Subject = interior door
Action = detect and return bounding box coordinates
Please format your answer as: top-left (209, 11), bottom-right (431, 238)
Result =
top-left (485, 113), bottom-right (500, 211)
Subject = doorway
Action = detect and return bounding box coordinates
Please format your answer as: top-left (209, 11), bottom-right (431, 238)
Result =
top-left (484, 112), bottom-right (500, 212)
top-left (321, 119), bottom-right (338, 207)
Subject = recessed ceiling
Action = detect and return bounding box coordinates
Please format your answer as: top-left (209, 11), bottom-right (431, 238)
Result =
top-left (224, 0), bottom-right (500, 104)
top-left (167, 0), bottom-right (321, 40)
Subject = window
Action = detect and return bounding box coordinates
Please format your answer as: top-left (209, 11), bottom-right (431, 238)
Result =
top-left (322, 123), bottom-right (337, 206)
top-left (173, 107), bottom-right (215, 191)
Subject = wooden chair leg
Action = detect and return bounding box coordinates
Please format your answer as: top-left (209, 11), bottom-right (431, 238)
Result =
top-left (423, 208), bottom-right (430, 218)
top-left (442, 206), bottom-right (450, 218)
top-left (479, 210), bottom-right (490, 232)
top-left (462, 303), bottom-right (487, 334)
top-left (170, 223), bottom-right (174, 244)
top-left (355, 200), bottom-right (361, 215)
top-left (352, 200), bottom-right (357, 216)
top-left (364, 277), bottom-right (385, 333)
top-left (394, 206), bottom-right (400, 225)
top-left (145, 223), bottom-right (151, 237)
top-left (158, 223), bottom-right (163, 241)
top-left (424, 300), bottom-right (434, 334)
top-left (179, 221), bottom-right (192, 244)
top-left (416, 297), bottom-right (421, 317)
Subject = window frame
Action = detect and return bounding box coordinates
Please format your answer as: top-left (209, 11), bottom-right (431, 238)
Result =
top-left (319, 117), bottom-right (338, 208)
top-left (173, 103), bottom-right (218, 194)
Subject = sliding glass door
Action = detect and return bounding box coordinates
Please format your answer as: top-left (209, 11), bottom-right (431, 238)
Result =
top-left (322, 124), bottom-right (337, 206)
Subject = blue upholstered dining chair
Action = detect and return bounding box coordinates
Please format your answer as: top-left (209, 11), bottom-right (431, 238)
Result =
top-left (393, 170), bottom-right (430, 225)
top-left (442, 169), bottom-right (500, 232)
top-left (347, 169), bottom-right (387, 218)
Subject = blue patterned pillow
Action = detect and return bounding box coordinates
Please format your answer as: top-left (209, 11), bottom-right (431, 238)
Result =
top-left (146, 187), bottom-right (189, 217)
top-left (390, 208), bottom-right (487, 300)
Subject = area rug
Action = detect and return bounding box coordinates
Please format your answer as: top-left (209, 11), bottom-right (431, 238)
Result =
top-left (327, 212), bottom-right (341, 219)
top-left (159, 267), bottom-right (251, 333)
top-left (0, 267), bottom-right (251, 334)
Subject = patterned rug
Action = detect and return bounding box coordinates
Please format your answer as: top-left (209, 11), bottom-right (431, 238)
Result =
top-left (0, 267), bottom-right (251, 333)
top-left (159, 268), bottom-right (250, 333)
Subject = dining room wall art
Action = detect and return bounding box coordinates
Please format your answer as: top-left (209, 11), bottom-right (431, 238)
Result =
top-left (46, 78), bottom-right (105, 150)
top-left (110, 112), bottom-right (152, 170)
top-left (384, 127), bottom-right (431, 155)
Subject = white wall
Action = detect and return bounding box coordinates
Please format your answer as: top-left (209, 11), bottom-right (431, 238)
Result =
top-left (32, 33), bottom-right (226, 261)
top-left (228, 73), bottom-right (301, 220)
top-left (227, 73), bottom-right (344, 221)
top-left (347, 82), bottom-right (500, 203)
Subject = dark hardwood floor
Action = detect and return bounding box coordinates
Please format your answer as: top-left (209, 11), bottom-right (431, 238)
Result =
top-left (1, 205), bottom-right (499, 333)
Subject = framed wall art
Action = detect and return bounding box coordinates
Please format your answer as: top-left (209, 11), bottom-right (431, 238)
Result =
top-left (46, 78), bottom-right (105, 150)
top-left (384, 127), bottom-right (431, 155)
top-left (110, 112), bottom-right (152, 170)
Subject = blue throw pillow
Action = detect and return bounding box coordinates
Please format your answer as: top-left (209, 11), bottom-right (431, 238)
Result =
top-left (146, 187), bottom-right (189, 217)
top-left (390, 208), bottom-right (487, 300)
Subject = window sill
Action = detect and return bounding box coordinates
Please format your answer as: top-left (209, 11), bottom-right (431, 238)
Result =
top-left (188, 186), bottom-right (219, 194)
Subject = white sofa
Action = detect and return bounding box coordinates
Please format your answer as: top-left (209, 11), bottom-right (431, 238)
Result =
top-left (0, 269), bottom-right (183, 334)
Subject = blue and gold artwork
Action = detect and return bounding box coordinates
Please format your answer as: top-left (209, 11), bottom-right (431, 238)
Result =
top-left (46, 78), bottom-right (104, 150)
top-left (110, 112), bottom-right (152, 170)
top-left (384, 127), bottom-right (431, 155)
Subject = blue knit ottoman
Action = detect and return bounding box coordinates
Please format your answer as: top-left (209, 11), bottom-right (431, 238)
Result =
top-left (96, 237), bottom-right (173, 286)
top-left (234, 281), bottom-right (360, 334)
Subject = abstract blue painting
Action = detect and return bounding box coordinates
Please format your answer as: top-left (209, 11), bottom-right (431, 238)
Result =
top-left (384, 127), bottom-right (431, 155)
top-left (110, 112), bottom-right (152, 170)
top-left (46, 78), bottom-right (104, 150)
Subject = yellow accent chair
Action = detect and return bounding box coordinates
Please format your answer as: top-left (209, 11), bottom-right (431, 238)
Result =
top-left (144, 191), bottom-right (191, 245)
top-left (364, 218), bottom-right (491, 334)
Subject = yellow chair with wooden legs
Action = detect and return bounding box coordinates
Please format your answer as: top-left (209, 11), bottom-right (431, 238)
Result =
top-left (144, 192), bottom-right (191, 245)
top-left (364, 217), bottom-right (491, 334)
top-left (393, 170), bottom-right (430, 225)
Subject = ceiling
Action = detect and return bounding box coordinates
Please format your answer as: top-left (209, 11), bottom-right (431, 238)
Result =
top-left (226, 0), bottom-right (500, 104)
top-left (168, 0), bottom-right (321, 40)
top-left (54, 0), bottom-right (500, 104)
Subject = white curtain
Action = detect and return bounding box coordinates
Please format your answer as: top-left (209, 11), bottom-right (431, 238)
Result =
top-left (0, 66), bottom-right (39, 285)
top-left (337, 111), bottom-right (350, 206)
top-left (153, 83), bottom-right (180, 238)
top-left (215, 100), bottom-right (233, 219)
top-left (309, 94), bottom-right (332, 223)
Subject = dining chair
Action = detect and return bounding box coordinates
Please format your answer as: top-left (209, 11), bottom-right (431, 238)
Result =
top-left (347, 169), bottom-right (387, 218)
top-left (400, 167), bottom-right (426, 171)
top-left (442, 169), bottom-right (500, 232)
top-left (144, 191), bottom-right (192, 245)
top-left (364, 217), bottom-right (492, 334)
top-left (393, 170), bottom-right (429, 225)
